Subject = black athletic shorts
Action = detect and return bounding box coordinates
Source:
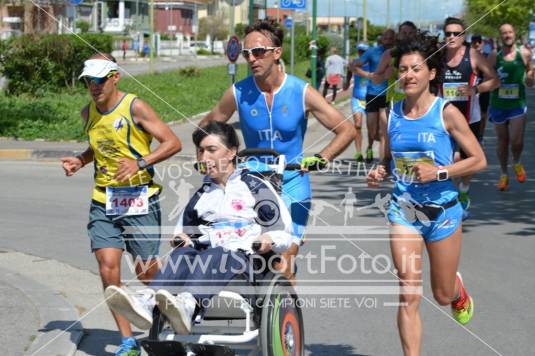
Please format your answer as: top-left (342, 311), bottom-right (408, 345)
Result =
top-left (460, 121), bottom-right (482, 159)
top-left (365, 94), bottom-right (387, 113)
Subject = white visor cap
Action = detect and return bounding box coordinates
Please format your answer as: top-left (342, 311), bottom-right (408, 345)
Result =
top-left (78, 59), bottom-right (119, 79)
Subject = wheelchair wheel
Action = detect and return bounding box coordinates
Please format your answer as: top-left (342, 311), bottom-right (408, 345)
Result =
top-left (260, 274), bottom-right (304, 356)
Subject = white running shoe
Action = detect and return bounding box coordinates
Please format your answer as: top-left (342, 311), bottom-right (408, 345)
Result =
top-left (104, 286), bottom-right (155, 330)
top-left (155, 290), bottom-right (196, 334)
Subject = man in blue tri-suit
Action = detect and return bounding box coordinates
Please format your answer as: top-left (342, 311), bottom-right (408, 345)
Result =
top-left (200, 19), bottom-right (355, 283)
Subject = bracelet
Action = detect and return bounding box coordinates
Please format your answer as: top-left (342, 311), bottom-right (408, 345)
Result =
top-left (76, 154), bottom-right (86, 167)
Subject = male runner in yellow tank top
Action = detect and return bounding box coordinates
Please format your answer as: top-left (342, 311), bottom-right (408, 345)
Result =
top-left (61, 53), bottom-right (181, 355)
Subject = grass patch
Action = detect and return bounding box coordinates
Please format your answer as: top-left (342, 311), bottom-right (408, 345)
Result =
top-left (0, 61), bottom-right (313, 141)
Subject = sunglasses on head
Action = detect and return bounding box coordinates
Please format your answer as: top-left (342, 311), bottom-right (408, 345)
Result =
top-left (445, 31), bottom-right (463, 38)
top-left (83, 71), bottom-right (117, 86)
top-left (241, 46), bottom-right (279, 59)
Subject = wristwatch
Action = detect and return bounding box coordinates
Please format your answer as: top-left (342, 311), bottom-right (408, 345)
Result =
top-left (137, 157), bottom-right (149, 170)
top-left (436, 166), bottom-right (449, 181)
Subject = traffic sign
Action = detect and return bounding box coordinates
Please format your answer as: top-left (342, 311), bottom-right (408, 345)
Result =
top-left (226, 35), bottom-right (241, 63)
top-left (280, 0), bottom-right (306, 10)
top-left (70, 0), bottom-right (83, 5)
top-left (284, 17), bottom-right (293, 29)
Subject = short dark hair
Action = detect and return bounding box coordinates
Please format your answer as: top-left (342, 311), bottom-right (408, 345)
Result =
top-left (395, 32), bottom-right (443, 95)
top-left (193, 121), bottom-right (240, 150)
top-left (444, 17), bottom-right (465, 31)
top-left (399, 21), bottom-right (417, 32)
top-left (244, 19), bottom-right (284, 47)
top-left (471, 35), bottom-right (482, 44)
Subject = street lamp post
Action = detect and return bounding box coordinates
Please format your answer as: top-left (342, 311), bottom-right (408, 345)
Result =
top-left (311, 0), bottom-right (317, 88)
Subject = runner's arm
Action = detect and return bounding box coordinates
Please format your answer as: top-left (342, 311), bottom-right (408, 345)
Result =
top-left (199, 86), bottom-right (237, 126)
top-left (304, 86), bottom-right (355, 161)
top-left (369, 50), bottom-right (392, 84)
top-left (131, 98), bottom-right (182, 167)
top-left (521, 46), bottom-right (534, 87)
top-left (473, 49), bottom-right (500, 93)
top-left (60, 106), bottom-right (93, 176)
top-left (442, 103), bottom-right (487, 178)
top-left (77, 106), bottom-right (94, 165)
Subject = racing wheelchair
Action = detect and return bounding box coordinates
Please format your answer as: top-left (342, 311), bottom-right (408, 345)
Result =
top-left (141, 149), bottom-right (310, 356)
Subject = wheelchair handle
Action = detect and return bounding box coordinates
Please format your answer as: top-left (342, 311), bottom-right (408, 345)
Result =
top-left (237, 148), bottom-right (280, 158)
top-left (285, 163), bottom-right (320, 172)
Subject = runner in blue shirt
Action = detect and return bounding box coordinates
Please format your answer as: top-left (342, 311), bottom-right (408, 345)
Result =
top-left (344, 43), bottom-right (369, 161)
top-left (368, 33), bottom-right (486, 355)
top-left (200, 19), bottom-right (355, 283)
top-left (352, 29), bottom-right (395, 163)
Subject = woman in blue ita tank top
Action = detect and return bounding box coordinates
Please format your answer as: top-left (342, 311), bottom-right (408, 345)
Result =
top-left (368, 34), bottom-right (486, 355)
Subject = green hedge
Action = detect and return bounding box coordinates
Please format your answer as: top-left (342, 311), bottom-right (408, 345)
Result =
top-left (0, 33), bottom-right (112, 96)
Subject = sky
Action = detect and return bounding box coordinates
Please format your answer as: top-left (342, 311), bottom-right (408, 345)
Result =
top-left (267, 0), bottom-right (465, 26)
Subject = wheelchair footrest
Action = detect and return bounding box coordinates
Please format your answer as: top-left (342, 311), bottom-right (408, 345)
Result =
top-left (141, 340), bottom-right (235, 356)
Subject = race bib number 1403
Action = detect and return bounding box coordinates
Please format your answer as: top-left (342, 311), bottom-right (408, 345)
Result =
top-left (105, 186), bottom-right (149, 216)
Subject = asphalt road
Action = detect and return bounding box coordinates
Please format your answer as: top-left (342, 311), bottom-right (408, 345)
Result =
top-left (1, 89), bottom-right (534, 355)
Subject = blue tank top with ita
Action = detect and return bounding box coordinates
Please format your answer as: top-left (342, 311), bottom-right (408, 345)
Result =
top-left (234, 74), bottom-right (311, 202)
top-left (388, 97), bottom-right (458, 205)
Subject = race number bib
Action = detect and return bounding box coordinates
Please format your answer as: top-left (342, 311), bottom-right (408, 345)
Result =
top-left (392, 151), bottom-right (436, 177)
top-left (105, 186), bottom-right (148, 216)
top-left (498, 84), bottom-right (519, 99)
top-left (443, 83), bottom-right (468, 102)
top-left (208, 220), bottom-right (258, 250)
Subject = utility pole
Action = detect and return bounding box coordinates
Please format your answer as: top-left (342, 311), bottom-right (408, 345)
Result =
top-left (311, 0), bottom-right (317, 89)
top-left (363, 0), bottom-right (367, 42)
top-left (386, 0), bottom-right (390, 28)
top-left (249, 0), bottom-right (254, 25)
top-left (149, 0), bottom-right (154, 74)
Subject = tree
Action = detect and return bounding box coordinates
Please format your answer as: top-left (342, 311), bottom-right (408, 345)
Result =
top-left (466, 0), bottom-right (533, 38)
top-left (198, 12), bottom-right (228, 53)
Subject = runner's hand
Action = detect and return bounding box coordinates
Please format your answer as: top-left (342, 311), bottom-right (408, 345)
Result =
top-left (255, 234), bottom-right (273, 254)
top-left (367, 165), bottom-right (387, 187)
top-left (301, 154), bottom-right (327, 171)
top-left (61, 156), bottom-right (83, 176)
top-left (114, 158), bottom-right (139, 182)
top-left (411, 163), bottom-right (438, 183)
top-left (171, 233), bottom-right (192, 248)
top-left (457, 85), bottom-right (474, 97)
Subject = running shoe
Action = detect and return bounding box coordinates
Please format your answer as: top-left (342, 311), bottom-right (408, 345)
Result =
top-left (458, 191), bottom-right (471, 221)
top-left (156, 290), bottom-right (196, 335)
top-left (514, 163), bottom-right (526, 183)
top-left (365, 148), bottom-right (373, 164)
top-left (115, 336), bottom-right (141, 356)
top-left (497, 175), bottom-right (509, 191)
top-left (105, 286), bottom-right (155, 330)
top-left (354, 152), bottom-right (364, 162)
top-left (451, 272), bottom-right (474, 325)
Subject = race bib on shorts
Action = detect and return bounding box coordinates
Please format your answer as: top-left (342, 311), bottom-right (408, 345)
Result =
top-left (498, 84), bottom-right (519, 99)
top-left (105, 186), bottom-right (148, 216)
top-left (443, 83), bottom-right (468, 102)
top-left (392, 151), bottom-right (436, 179)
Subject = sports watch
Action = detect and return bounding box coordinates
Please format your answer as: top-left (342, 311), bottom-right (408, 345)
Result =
top-left (436, 166), bottom-right (449, 181)
top-left (137, 157), bottom-right (149, 170)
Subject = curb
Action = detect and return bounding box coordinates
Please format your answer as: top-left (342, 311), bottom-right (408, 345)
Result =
top-left (1, 267), bottom-right (83, 356)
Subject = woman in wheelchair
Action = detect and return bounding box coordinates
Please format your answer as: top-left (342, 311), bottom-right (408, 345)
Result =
top-left (104, 121), bottom-right (294, 336)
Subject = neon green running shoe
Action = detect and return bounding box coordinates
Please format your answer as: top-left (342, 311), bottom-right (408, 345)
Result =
top-left (354, 152), bottom-right (363, 162)
top-left (451, 273), bottom-right (474, 325)
top-left (365, 148), bottom-right (373, 163)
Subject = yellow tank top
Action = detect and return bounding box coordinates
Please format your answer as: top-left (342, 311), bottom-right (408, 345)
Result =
top-left (85, 93), bottom-right (160, 204)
